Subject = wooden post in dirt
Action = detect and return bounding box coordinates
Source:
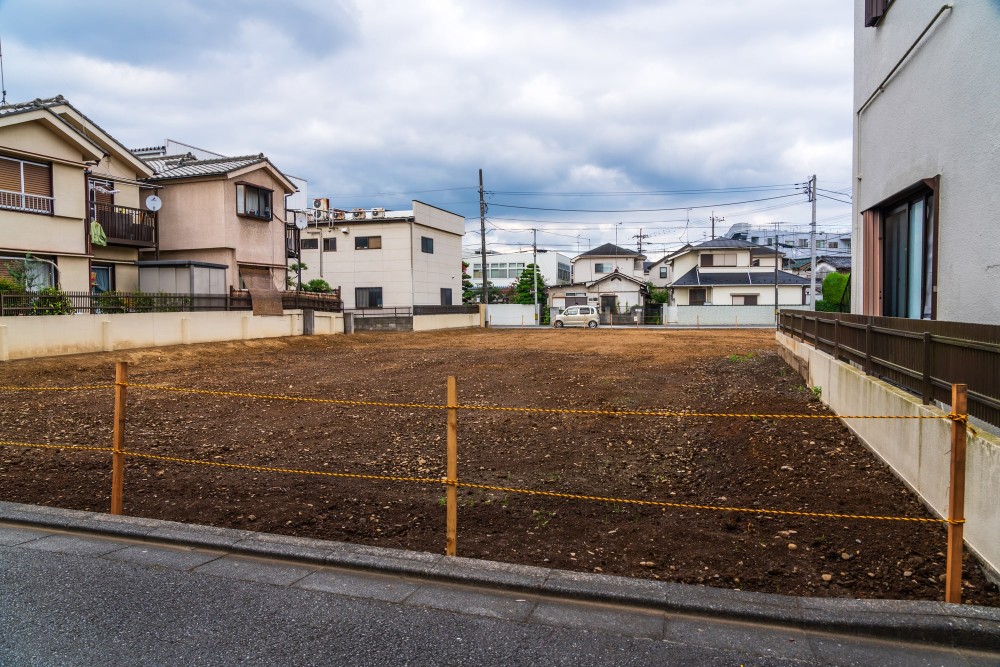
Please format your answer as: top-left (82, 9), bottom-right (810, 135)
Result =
top-left (445, 376), bottom-right (458, 556)
top-left (945, 384), bottom-right (968, 605)
top-left (111, 361), bottom-right (127, 515)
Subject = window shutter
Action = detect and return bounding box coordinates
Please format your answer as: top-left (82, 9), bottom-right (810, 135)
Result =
top-left (24, 163), bottom-right (52, 196)
top-left (0, 158), bottom-right (20, 192)
top-left (701, 254), bottom-right (714, 267)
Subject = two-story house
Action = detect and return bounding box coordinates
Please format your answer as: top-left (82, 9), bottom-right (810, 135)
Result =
top-left (667, 238), bottom-right (808, 307)
top-left (0, 96), bottom-right (157, 293)
top-left (547, 243), bottom-right (649, 316)
top-left (291, 201), bottom-right (464, 309)
top-left (140, 151), bottom-right (297, 292)
top-left (852, 0), bottom-right (999, 324)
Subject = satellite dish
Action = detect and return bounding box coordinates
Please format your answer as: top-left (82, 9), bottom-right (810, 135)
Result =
top-left (294, 212), bottom-right (308, 230)
top-left (145, 195), bottom-right (162, 212)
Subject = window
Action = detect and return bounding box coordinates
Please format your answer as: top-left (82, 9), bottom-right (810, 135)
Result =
top-left (701, 253), bottom-right (737, 267)
top-left (594, 263), bottom-right (610, 274)
top-left (798, 238), bottom-right (808, 247)
top-left (828, 241), bottom-right (839, 249)
top-left (0, 155), bottom-right (53, 214)
top-left (421, 237), bottom-right (434, 253)
top-left (472, 263), bottom-right (482, 279)
top-left (880, 187), bottom-right (936, 319)
top-left (440, 288), bottom-right (452, 305)
top-left (634, 259), bottom-right (642, 271)
top-left (659, 267), bottom-right (668, 279)
top-left (557, 262), bottom-right (571, 282)
top-left (235, 183), bottom-right (273, 220)
top-left (490, 262), bottom-right (505, 279)
top-left (865, 0), bottom-right (892, 27)
top-left (300, 238), bottom-right (319, 250)
top-left (817, 240), bottom-right (827, 249)
top-left (355, 287), bottom-right (383, 308)
top-left (689, 288), bottom-right (707, 306)
top-left (732, 294), bottom-right (758, 306)
top-left (355, 236), bottom-right (382, 250)
top-left (323, 238), bottom-right (337, 252)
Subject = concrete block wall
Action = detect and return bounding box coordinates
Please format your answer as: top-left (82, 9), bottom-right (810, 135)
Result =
top-left (776, 331), bottom-right (1000, 579)
top-left (0, 310), bottom-right (345, 361)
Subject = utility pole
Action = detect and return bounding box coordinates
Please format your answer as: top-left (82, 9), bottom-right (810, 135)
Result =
top-left (709, 212), bottom-right (725, 240)
top-left (479, 169), bottom-right (488, 326)
top-left (809, 174), bottom-right (817, 310)
top-left (773, 221), bottom-right (780, 327)
top-left (632, 228), bottom-right (649, 255)
top-left (532, 228), bottom-right (538, 325)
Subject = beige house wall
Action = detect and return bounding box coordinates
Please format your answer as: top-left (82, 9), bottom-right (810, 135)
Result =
top-left (156, 179), bottom-right (228, 250)
top-left (673, 284), bottom-right (803, 306)
top-left (572, 256), bottom-right (645, 283)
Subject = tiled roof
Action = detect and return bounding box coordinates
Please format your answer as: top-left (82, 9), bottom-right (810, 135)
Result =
top-left (145, 153), bottom-right (269, 180)
top-left (0, 95), bottom-right (69, 118)
top-left (693, 238), bottom-right (758, 249)
top-left (819, 255), bottom-right (852, 270)
top-left (671, 267), bottom-right (810, 287)
top-left (577, 243), bottom-right (644, 258)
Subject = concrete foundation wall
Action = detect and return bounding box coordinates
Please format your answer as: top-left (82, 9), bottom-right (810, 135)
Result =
top-left (413, 312), bottom-right (480, 331)
top-left (0, 310), bottom-right (344, 360)
top-left (672, 305), bottom-right (777, 326)
top-left (776, 331), bottom-right (1000, 578)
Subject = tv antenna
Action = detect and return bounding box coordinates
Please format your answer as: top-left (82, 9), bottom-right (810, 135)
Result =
top-left (0, 36), bottom-right (8, 106)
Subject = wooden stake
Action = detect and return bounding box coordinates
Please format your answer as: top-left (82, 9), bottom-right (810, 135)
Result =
top-left (445, 376), bottom-right (458, 556)
top-left (945, 383), bottom-right (968, 604)
top-left (111, 361), bottom-right (127, 515)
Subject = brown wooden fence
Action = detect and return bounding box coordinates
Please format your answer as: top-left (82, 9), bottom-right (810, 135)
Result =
top-left (779, 310), bottom-right (1000, 428)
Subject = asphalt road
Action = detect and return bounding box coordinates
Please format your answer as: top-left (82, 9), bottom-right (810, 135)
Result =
top-left (1, 522), bottom-right (996, 666)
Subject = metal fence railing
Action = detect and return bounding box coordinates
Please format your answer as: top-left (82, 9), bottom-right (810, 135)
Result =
top-left (779, 310), bottom-right (1000, 428)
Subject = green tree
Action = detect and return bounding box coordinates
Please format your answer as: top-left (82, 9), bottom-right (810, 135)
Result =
top-left (510, 264), bottom-right (546, 305)
top-left (816, 272), bottom-right (850, 312)
top-left (461, 261), bottom-right (477, 303)
top-left (303, 278), bottom-right (334, 293)
top-left (645, 282), bottom-right (671, 305)
top-left (4, 253), bottom-right (40, 292)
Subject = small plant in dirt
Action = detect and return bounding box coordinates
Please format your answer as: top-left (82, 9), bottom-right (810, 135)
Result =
top-left (811, 386), bottom-right (823, 401)
top-left (728, 352), bottom-right (756, 362)
top-left (532, 509), bottom-right (555, 529)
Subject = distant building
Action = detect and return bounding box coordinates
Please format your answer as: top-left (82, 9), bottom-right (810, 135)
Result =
top-left (291, 201), bottom-right (464, 309)
top-left (724, 223), bottom-right (851, 262)
top-left (464, 249), bottom-right (572, 292)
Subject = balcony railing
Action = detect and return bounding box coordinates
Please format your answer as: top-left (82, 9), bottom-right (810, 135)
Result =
top-left (0, 189), bottom-right (54, 214)
top-left (93, 202), bottom-right (157, 247)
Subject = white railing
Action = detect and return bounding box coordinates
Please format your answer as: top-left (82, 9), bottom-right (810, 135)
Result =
top-left (0, 189), bottom-right (54, 214)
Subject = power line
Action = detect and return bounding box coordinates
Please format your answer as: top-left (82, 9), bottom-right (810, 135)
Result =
top-left (488, 183), bottom-right (804, 197)
top-left (816, 193), bottom-right (853, 205)
top-left (486, 192), bottom-right (805, 213)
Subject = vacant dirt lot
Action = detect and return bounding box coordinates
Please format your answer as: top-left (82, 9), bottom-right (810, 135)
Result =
top-left (1, 328), bottom-right (996, 605)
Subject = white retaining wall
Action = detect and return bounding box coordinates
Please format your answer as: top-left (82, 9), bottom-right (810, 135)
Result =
top-left (0, 311), bottom-right (344, 361)
top-left (776, 331), bottom-right (1000, 578)
top-left (670, 305), bottom-right (777, 326)
top-left (486, 304), bottom-right (538, 326)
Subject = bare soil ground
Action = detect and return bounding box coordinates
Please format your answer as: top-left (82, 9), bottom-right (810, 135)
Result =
top-left (1, 328), bottom-right (996, 605)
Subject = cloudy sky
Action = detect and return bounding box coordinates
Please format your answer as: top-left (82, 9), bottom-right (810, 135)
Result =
top-left (0, 0), bottom-right (854, 258)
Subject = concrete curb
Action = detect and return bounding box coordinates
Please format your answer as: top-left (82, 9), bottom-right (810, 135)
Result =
top-left (2, 501), bottom-right (998, 651)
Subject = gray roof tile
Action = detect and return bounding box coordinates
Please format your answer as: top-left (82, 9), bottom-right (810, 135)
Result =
top-left (671, 267), bottom-right (810, 287)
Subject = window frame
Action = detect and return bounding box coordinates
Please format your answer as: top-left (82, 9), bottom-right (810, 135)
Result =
top-left (440, 287), bottom-right (452, 305)
top-left (355, 286), bottom-right (383, 308)
top-left (323, 237), bottom-right (337, 252)
top-left (0, 154), bottom-right (54, 216)
top-left (594, 262), bottom-right (610, 274)
top-left (235, 182), bottom-right (274, 221)
top-left (732, 294), bottom-right (759, 306)
top-left (355, 235), bottom-right (382, 250)
top-left (299, 238), bottom-right (319, 250)
top-left (421, 236), bottom-right (434, 254)
top-left (689, 288), bottom-right (707, 306)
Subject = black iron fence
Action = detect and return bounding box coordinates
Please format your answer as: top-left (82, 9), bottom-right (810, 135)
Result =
top-left (779, 310), bottom-right (1000, 428)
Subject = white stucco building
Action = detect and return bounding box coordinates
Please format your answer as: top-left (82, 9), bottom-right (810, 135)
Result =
top-left (292, 201), bottom-right (464, 309)
top-left (464, 249), bottom-right (572, 291)
top-left (852, 0), bottom-right (1000, 323)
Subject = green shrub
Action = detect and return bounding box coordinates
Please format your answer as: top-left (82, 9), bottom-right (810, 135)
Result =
top-left (303, 279), bottom-right (333, 293)
top-left (31, 287), bottom-right (74, 315)
top-left (0, 277), bottom-right (23, 293)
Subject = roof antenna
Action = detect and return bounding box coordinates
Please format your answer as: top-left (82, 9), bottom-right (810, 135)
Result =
top-left (0, 36), bottom-right (8, 107)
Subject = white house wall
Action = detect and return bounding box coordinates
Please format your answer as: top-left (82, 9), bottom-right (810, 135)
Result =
top-left (853, 0), bottom-right (1000, 324)
top-left (573, 256), bottom-right (645, 283)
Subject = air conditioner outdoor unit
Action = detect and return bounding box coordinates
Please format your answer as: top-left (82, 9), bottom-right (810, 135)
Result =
top-left (313, 197), bottom-right (330, 211)
top-left (371, 207), bottom-right (386, 218)
top-left (351, 208), bottom-right (367, 220)
top-left (332, 210), bottom-right (346, 221)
